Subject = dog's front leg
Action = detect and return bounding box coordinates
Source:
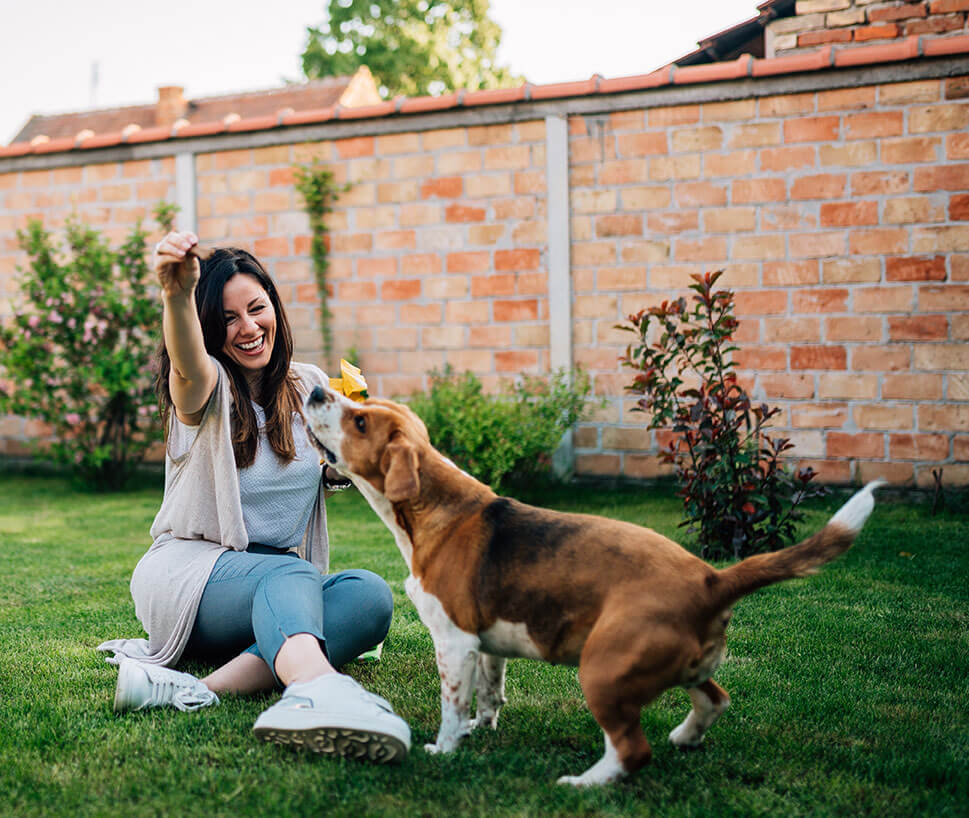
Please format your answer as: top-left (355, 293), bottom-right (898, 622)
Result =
top-left (405, 575), bottom-right (479, 754)
top-left (427, 635), bottom-right (479, 754)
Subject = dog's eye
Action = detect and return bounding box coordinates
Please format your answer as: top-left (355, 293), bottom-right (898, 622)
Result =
top-left (354, 415), bottom-right (366, 434)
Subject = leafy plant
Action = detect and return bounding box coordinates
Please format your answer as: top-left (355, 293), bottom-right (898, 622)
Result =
top-left (406, 366), bottom-right (599, 493)
top-left (619, 270), bottom-right (826, 560)
top-left (293, 160), bottom-right (349, 365)
top-left (0, 205), bottom-right (173, 489)
top-left (302, 0), bottom-right (521, 99)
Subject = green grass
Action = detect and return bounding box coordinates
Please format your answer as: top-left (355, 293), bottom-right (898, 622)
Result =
top-left (0, 473), bottom-right (966, 817)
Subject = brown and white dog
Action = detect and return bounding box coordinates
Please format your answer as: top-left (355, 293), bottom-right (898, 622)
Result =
top-left (304, 384), bottom-right (881, 786)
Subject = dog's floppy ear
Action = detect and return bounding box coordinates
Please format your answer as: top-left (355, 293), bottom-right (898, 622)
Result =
top-left (380, 434), bottom-right (420, 503)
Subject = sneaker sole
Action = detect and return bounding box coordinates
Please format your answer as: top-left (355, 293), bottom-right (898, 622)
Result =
top-left (254, 724), bottom-right (408, 763)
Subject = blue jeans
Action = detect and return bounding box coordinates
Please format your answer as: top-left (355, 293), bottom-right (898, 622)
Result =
top-left (184, 545), bottom-right (393, 682)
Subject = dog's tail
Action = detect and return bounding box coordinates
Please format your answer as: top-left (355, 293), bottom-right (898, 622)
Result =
top-left (710, 480), bottom-right (884, 611)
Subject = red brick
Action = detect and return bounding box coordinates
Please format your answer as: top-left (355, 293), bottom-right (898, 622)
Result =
top-left (596, 214), bottom-right (643, 237)
top-left (955, 435), bottom-right (969, 460)
top-left (400, 303), bottom-right (443, 324)
top-left (852, 170), bottom-right (909, 195)
top-left (882, 137), bottom-right (941, 164)
top-left (421, 177), bottom-right (463, 198)
top-left (761, 373), bottom-right (816, 398)
top-left (791, 232), bottom-right (848, 258)
top-left (253, 237), bottom-right (289, 257)
top-left (791, 174), bottom-right (846, 199)
top-left (821, 201), bottom-right (879, 227)
top-left (765, 317), bottom-right (822, 343)
top-left (919, 284), bottom-right (969, 310)
top-left (733, 235), bottom-right (786, 260)
top-left (852, 23), bottom-right (901, 40)
top-left (855, 286), bottom-right (914, 313)
top-left (844, 111), bottom-right (904, 139)
top-left (401, 254), bottom-right (441, 276)
top-left (335, 137), bottom-right (375, 158)
top-left (791, 346), bottom-right (847, 370)
top-left (446, 252), bottom-right (490, 273)
top-left (918, 405), bottom-right (969, 432)
top-left (914, 343), bottom-right (967, 369)
top-left (616, 132), bottom-right (668, 156)
top-left (445, 203), bottom-right (486, 223)
top-left (823, 259), bottom-right (881, 283)
top-left (853, 345), bottom-right (911, 371)
top-left (495, 249), bottom-right (541, 272)
top-left (495, 350), bottom-right (540, 373)
top-left (883, 373), bottom-right (943, 399)
top-left (914, 164), bottom-right (969, 191)
top-left (854, 404), bottom-right (914, 430)
top-left (674, 237), bottom-right (727, 262)
top-left (793, 288), bottom-right (849, 313)
top-left (890, 433), bottom-right (951, 460)
top-left (648, 212), bottom-right (699, 233)
top-left (819, 373), bottom-right (880, 399)
top-left (785, 116), bottom-right (840, 143)
top-left (381, 279), bottom-right (422, 300)
top-left (674, 182), bottom-right (728, 207)
top-left (950, 194), bottom-right (969, 220)
top-left (889, 315), bottom-right (949, 340)
top-left (826, 316), bottom-right (884, 341)
top-left (827, 432), bottom-right (884, 459)
top-left (850, 229), bottom-right (908, 255)
top-left (706, 150), bottom-right (758, 177)
top-left (910, 104), bottom-right (969, 133)
top-left (799, 29), bottom-right (853, 46)
top-left (470, 274), bottom-right (516, 297)
top-left (357, 257), bottom-right (397, 277)
top-left (733, 178), bottom-right (787, 203)
top-left (886, 255), bottom-right (947, 281)
top-left (493, 300), bottom-right (539, 322)
top-left (760, 146), bottom-right (816, 172)
top-left (764, 261), bottom-right (820, 285)
top-left (576, 454), bottom-right (621, 476)
top-left (375, 230), bottom-right (416, 250)
top-left (733, 346), bottom-right (788, 369)
top-left (790, 404), bottom-right (850, 429)
top-left (338, 281), bottom-right (377, 301)
top-left (470, 325), bottom-right (512, 347)
top-left (931, 0), bottom-right (969, 12)
top-left (729, 122), bottom-right (782, 148)
top-left (598, 160), bottom-right (649, 185)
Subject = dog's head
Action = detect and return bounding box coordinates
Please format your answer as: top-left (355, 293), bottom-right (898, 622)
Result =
top-left (304, 385), bottom-right (430, 503)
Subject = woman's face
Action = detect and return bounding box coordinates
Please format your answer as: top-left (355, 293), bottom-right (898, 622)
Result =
top-left (221, 273), bottom-right (276, 375)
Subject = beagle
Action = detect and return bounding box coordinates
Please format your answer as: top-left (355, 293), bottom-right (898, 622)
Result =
top-left (303, 385), bottom-right (881, 786)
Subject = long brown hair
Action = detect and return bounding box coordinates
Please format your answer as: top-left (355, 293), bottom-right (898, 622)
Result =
top-left (155, 248), bottom-right (304, 468)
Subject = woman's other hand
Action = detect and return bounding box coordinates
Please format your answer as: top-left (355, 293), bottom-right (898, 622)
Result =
top-left (154, 231), bottom-right (201, 298)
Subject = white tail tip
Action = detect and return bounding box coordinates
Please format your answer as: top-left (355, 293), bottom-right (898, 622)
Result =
top-left (828, 479), bottom-right (886, 534)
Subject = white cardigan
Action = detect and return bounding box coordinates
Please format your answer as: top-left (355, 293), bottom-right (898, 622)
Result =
top-left (98, 357), bottom-right (329, 667)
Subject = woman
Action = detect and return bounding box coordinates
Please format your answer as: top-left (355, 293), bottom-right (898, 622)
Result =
top-left (98, 231), bottom-right (410, 763)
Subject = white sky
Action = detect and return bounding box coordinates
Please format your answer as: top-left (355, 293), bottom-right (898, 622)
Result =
top-left (1, 0), bottom-right (761, 144)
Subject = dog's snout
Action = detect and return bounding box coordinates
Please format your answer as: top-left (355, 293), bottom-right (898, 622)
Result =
top-left (309, 385), bottom-right (329, 405)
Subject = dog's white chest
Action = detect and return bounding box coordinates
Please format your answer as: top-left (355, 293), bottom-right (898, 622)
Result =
top-left (479, 620), bottom-right (544, 660)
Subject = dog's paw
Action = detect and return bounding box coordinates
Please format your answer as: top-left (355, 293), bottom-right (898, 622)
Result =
top-left (424, 742), bottom-right (454, 755)
top-left (469, 714), bottom-right (499, 731)
top-left (668, 723), bottom-right (704, 749)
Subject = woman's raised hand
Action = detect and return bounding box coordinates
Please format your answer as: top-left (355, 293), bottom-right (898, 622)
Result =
top-left (154, 231), bottom-right (201, 297)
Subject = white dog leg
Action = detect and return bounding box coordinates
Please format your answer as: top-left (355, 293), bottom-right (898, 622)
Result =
top-left (470, 653), bottom-right (506, 730)
top-left (405, 575), bottom-right (480, 754)
top-left (669, 680), bottom-right (731, 748)
top-left (557, 732), bottom-right (627, 787)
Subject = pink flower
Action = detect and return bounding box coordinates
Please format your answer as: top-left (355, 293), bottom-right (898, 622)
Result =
top-left (65, 413), bottom-right (81, 426)
top-left (49, 311), bottom-right (62, 324)
top-left (137, 406), bottom-right (149, 417)
top-left (67, 318), bottom-right (76, 329)
top-left (27, 315), bottom-right (40, 328)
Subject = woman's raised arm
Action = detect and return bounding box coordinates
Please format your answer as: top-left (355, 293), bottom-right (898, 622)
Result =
top-left (155, 231), bottom-right (218, 424)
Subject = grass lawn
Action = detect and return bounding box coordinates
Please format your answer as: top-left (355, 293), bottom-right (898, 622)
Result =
top-left (0, 471), bottom-right (966, 817)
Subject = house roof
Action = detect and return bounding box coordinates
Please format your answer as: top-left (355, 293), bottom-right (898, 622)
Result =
top-left (2, 32), bottom-right (968, 160)
top-left (672, 0), bottom-right (796, 66)
top-left (10, 69), bottom-right (380, 144)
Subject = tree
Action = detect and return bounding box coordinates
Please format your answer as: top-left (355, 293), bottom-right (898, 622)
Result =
top-left (302, 0), bottom-right (521, 99)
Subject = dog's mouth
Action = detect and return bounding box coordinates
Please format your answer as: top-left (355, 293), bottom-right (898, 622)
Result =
top-left (306, 423), bottom-right (338, 465)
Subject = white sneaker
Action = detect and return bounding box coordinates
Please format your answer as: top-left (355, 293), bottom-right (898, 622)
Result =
top-left (113, 657), bottom-right (219, 713)
top-left (253, 673), bottom-right (410, 763)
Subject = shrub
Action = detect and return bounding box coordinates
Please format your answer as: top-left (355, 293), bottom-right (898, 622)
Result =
top-left (406, 366), bottom-right (599, 494)
top-left (0, 205), bottom-right (173, 489)
top-left (618, 270), bottom-right (825, 560)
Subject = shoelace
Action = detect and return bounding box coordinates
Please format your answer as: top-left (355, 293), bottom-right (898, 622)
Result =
top-left (149, 675), bottom-right (218, 712)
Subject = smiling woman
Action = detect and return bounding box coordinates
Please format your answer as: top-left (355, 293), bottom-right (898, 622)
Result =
top-left (97, 232), bottom-right (411, 766)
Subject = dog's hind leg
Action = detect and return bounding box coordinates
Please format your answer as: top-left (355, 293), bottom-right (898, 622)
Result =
top-left (669, 679), bottom-right (731, 749)
top-left (558, 617), bottom-right (678, 786)
top-left (470, 653), bottom-right (506, 730)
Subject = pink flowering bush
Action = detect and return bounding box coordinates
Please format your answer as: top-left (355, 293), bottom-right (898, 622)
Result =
top-left (0, 204), bottom-right (175, 489)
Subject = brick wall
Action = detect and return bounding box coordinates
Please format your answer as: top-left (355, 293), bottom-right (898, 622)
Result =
top-left (1, 73), bottom-right (967, 486)
top-left (768, 0), bottom-right (969, 56)
top-left (568, 77), bottom-right (969, 487)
